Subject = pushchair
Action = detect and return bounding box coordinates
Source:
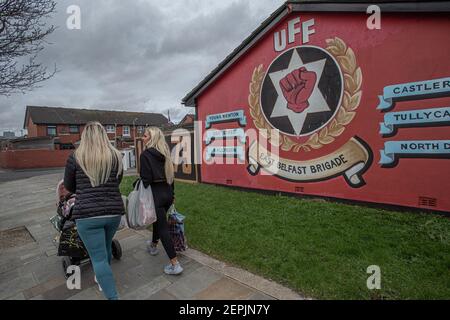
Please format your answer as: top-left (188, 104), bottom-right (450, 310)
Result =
top-left (52, 180), bottom-right (123, 278)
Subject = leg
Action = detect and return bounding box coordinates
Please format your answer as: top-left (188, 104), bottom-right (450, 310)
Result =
top-left (154, 207), bottom-right (176, 260)
top-left (76, 218), bottom-right (119, 300)
top-left (151, 220), bottom-right (160, 244)
top-left (104, 216), bottom-right (121, 265)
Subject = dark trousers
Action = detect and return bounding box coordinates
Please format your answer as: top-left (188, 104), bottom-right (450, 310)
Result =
top-left (152, 206), bottom-right (176, 259)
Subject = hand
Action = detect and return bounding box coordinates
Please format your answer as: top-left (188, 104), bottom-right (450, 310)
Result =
top-left (280, 67), bottom-right (317, 113)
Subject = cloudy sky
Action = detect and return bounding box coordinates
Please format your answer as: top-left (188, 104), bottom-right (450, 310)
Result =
top-left (0, 0), bottom-right (284, 135)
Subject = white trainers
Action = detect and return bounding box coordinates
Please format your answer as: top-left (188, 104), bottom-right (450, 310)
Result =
top-left (146, 240), bottom-right (159, 256)
top-left (94, 276), bottom-right (102, 291)
top-left (164, 262), bottom-right (183, 275)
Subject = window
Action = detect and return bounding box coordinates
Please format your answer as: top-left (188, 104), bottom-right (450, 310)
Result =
top-left (106, 125), bottom-right (115, 133)
top-left (123, 126), bottom-right (130, 136)
top-left (137, 126), bottom-right (144, 135)
top-left (69, 125), bottom-right (79, 133)
top-left (47, 125), bottom-right (57, 136)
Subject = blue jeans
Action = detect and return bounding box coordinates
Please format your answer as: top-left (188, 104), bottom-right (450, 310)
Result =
top-left (76, 215), bottom-right (121, 300)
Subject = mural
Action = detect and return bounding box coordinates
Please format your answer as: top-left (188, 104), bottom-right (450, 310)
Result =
top-left (248, 38), bottom-right (373, 188)
top-left (192, 11), bottom-right (450, 212)
top-left (377, 77), bottom-right (450, 167)
top-left (204, 110), bottom-right (247, 162)
top-left (166, 129), bottom-right (198, 182)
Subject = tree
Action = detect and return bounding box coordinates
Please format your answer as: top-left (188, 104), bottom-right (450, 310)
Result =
top-left (0, 0), bottom-right (57, 96)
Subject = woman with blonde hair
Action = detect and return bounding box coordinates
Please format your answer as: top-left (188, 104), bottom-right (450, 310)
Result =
top-left (140, 126), bottom-right (182, 275)
top-left (64, 121), bottom-right (124, 300)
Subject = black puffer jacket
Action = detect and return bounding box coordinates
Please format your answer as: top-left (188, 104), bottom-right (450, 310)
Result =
top-left (140, 148), bottom-right (174, 208)
top-left (64, 153), bottom-right (125, 220)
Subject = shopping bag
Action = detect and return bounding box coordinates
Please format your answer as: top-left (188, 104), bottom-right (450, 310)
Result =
top-left (127, 180), bottom-right (157, 229)
top-left (118, 195), bottom-right (129, 230)
top-left (127, 181), bottom-right (140, 227)
top-left (58, 223), bottom-right (88, 258)
top-left (167, 205), bottom-right (187, 252)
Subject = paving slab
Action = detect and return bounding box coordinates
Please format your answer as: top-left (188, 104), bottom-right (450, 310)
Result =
top-left (147, 288), bottom-right (178, 300)
top-left (165, 266), bottom-right (223, 300)
top-left (195, 277), bottom-right (255, 300)
top-left (0, 273), bottom-right (37, 300)
top-left (122, 275), bottom-right (171, 300)
top-left (68, 287), bottom-right (105, 300)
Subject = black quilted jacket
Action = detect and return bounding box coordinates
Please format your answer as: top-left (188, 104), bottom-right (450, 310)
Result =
top-left (63, 153), bottom-right (125, 220)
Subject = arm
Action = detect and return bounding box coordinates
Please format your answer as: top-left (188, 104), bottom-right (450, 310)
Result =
top-left (63, 154), bottom-right (76, 193)
top-left (140, 152), bottom-right (153, 188)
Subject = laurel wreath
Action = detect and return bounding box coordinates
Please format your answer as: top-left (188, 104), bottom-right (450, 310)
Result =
top-left (248, 37), bottom-right (362, 152)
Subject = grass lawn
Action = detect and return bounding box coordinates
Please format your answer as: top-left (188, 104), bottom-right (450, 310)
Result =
top-left (120, 176), bottom-right (450, 299)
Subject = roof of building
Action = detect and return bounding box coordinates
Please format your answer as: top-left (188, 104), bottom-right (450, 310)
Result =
top-left (179, 114), bottom-right (195, 125)
top-left (24, 106), bottom-right (169, 128)
top-left (181, 0), bottom-right (450, 107)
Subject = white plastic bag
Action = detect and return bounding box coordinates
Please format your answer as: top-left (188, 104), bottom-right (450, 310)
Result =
top-left (118, 196), bottom-right (129, 230)
top-left (126, 180), bottom-right (157, 229)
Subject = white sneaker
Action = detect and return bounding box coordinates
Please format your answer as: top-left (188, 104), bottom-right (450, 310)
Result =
top-left (94, 276), bottom-right (102, 291)
top-left (146, 240), bottom-right (159, 256)
top-left (164, 262), bottom-right (183, 275)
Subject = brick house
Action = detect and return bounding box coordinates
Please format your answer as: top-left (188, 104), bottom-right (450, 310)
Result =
top-left (23, 106), bottom-right (170, 150)
top-left (178, 114), bottom-right (195, 126)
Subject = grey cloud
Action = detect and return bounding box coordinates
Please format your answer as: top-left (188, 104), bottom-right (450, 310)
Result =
top-left (0, 0), bottom-right (284, 134)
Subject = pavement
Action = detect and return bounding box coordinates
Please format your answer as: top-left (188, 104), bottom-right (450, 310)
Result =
top-left (0, 167), bottom-right (66, 184)
top-left (0, 169), bottom-right (305, 300)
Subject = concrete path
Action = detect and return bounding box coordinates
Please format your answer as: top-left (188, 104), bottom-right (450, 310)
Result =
top-left (0, 170), bottom-right (304, 300)
top-left (0, 167), bottom-right (65, 183)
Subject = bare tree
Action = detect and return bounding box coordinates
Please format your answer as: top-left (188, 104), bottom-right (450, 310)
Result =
top-left (0, 0), bottom-right (57, 96)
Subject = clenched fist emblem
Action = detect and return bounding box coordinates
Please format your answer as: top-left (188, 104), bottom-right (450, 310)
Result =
top-left (280, 67), bottom-right (317, 113)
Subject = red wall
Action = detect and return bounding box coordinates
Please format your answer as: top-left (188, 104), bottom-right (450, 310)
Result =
top-left (0, 150), bottom-right (72, 169)
top-left (196, 12), bottom-right (450, 212)
top-left (26, 117), bottom-right (37, 137)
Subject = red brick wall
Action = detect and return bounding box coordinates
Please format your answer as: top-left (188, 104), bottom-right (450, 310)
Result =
top-left (32, 124), bottom-right (83, 145)
top-left (0, 150), bottom-right (72, 169)
top-left (36, 124), bottom-right (47, 137)
top-left (26, 117), bottom-right (39, 137)
top-left (116, 125), bottom-right (135, 139)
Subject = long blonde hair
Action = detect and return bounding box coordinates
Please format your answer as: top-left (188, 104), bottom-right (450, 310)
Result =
top-left (75, 122), bottom-right (123, 187)
top-left (144, 126), bottom-right (174, 184)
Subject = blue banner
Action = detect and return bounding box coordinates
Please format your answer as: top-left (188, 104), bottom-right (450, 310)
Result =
top-left (379, 107), bottom-right (450, 135)
top-left (205, 110), bottom-right (247, 129)
top-left (205, 146), bottom-right (245, 161)
top-left (377, 77), bottom-right (450, 111)
top-left (205, 128), bottom-right (246, 145)
top-left (379, 140), bottom-right (450, 165)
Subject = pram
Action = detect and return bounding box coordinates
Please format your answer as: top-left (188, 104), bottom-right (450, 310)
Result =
top-left (52, 180), bottom-right (123, 278)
